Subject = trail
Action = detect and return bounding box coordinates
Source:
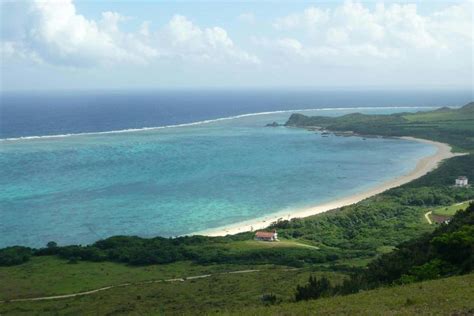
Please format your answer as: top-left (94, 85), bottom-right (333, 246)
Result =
top-left (0, 269), bottom-right (266, 303)
top-left (425, 211), bottom-right (433, 224)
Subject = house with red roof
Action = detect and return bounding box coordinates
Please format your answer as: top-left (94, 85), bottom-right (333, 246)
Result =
top-left (255, 230), bottom-right (278, 241)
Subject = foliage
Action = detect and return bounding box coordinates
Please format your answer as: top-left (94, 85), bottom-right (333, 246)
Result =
top-left (0, 246), bottom-right (32, 266)
top-left (16, 233), bottom-right (358, 268)
top-left (261, 293), bottom-right (281, 305)
top-left (0, 256), bottom-right (339, 315)
top-left (220, 273), bottom-right (474, 316)
top-left (286, 102), bottom-right (474, 152)
top-left (295, 275), bottom-right (332, 301)
top-left (46, 241), bottom-right (57, 249)
top-left (432, 201), bottom-right (470, 216)
top-left (305, 203), bottom-right (474, 298)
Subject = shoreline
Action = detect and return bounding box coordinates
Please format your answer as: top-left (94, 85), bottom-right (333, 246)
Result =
top-left (195, 137), bottom-right (465, 237)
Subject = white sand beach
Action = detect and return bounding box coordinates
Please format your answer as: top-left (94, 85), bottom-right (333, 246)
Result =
top-left (195, 137), bottom-right (465, 237)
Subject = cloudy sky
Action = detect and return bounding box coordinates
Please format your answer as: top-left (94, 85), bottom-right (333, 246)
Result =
top-left (1, 0), bottom-right (472, 91)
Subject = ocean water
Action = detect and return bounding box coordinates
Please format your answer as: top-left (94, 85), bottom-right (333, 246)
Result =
top-left (1, 90), bottom-right (468, 248)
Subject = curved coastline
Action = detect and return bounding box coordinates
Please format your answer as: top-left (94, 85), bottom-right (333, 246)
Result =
top-left (195, 137), bottom-right (465, 237)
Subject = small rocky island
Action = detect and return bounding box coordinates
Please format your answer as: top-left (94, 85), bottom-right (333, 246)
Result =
top-left (265, 121), bottom-right (280, 127)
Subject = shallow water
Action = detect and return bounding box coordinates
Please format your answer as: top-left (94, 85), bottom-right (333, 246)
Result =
top-left (0, 107), bottom-right (436, 247)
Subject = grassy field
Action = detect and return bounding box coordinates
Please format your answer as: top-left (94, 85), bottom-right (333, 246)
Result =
top-left (0, 256), bottom-right (269, 301)
top-left (220, 273), bottom-right (474, 316)
top-left (0, 258), bottom-right (346, 315)
top-left (2, 267), bottom-right (471, 315)
top-left (0, 238), bottom-right (322, 302)
top-left (432, 200), bottom-right (471, 216)
top-left (0, 239), bottom-right (322, 303)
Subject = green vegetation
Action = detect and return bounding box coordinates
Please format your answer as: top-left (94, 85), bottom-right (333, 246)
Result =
top-left (0, 256), bottom-right (266, 301)
top-left (295, 275), bottom-right (331, 301)
top-left (0, 262), bottom-right (345, 315)
top-left (286, 101), bottom-right (474, 152)
top-left (292, 203), bottom-right (473, 301)
top-left (223, 273), bottom-right (474, 316)
top-left (432, 200), bottom-right (471, 216)
top-left (0, 234), bottom-right (353, 270)
top-left (0, 246), bottom-right (32, 266)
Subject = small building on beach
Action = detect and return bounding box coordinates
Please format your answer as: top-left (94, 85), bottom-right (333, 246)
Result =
top-left (455, 176), bottom-right (469, 187)
top-left (255, 230), bottom-right (278, 241)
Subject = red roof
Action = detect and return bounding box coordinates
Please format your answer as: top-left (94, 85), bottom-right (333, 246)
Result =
top-left (255, 231), bottom-right (275, 238)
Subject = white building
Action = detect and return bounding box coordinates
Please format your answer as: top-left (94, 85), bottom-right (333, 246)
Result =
top-left (455, 176), bottom-right (469, 187)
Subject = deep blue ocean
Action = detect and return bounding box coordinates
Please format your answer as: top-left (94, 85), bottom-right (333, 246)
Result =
top-left (0, 90), bottom-right (471, 247)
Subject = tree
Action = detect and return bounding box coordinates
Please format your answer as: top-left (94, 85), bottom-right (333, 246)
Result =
top-left (295, 276), bottom-right (332, 301)
top-left (47, 241), bottom-right (58, 249)
top-left (0, 246), bottom-right (32, 266)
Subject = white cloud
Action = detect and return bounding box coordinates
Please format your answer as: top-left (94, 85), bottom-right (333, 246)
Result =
top-left (268, 0), bottom-right (473, 65)
top-left (162, 15), bottom-right (259, 64)
top-left (0, 0), bottom-right (258, 67)
top-left (1, 0), bottom-right (471, 89)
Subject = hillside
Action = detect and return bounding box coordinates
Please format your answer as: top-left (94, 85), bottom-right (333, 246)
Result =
top-left (221, 273), bottom-right (474, 316)
top-left (1, 207), bottom-right (472, 315)
top-left (289, 202), bottom-right (474, 300)
top-left (286, 102), bottom-right (474, 152)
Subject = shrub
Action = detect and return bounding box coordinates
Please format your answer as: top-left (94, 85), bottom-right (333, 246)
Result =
top-left (0, 246), bottom-right (33, 266)
top-left (295, 276), bottom-right (332, 301)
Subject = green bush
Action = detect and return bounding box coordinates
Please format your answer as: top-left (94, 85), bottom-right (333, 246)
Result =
top-left (0, 246), bottom-right (33, 266)
top-left (295, 276), bottom-right (332, 301)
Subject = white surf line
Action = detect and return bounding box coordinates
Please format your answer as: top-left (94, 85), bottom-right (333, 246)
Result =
top-left (425, 211), bottom-right (433, 224)
top-left (0, 269), bottom-right (265, 303)
top-left (0, 106), bottom-right (438, 142)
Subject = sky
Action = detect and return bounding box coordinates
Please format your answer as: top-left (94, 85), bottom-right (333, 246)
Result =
top-left (0, 0), bottom-right (473, 91)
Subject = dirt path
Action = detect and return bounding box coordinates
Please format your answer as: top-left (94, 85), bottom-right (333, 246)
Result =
top-left (0, 269), bottom-right (264, 303)
top-left (425, 211), bottom-right (433, 224)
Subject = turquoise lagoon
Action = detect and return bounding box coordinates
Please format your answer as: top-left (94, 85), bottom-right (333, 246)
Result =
top-left (0, 108), bottom-right (436, 247)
